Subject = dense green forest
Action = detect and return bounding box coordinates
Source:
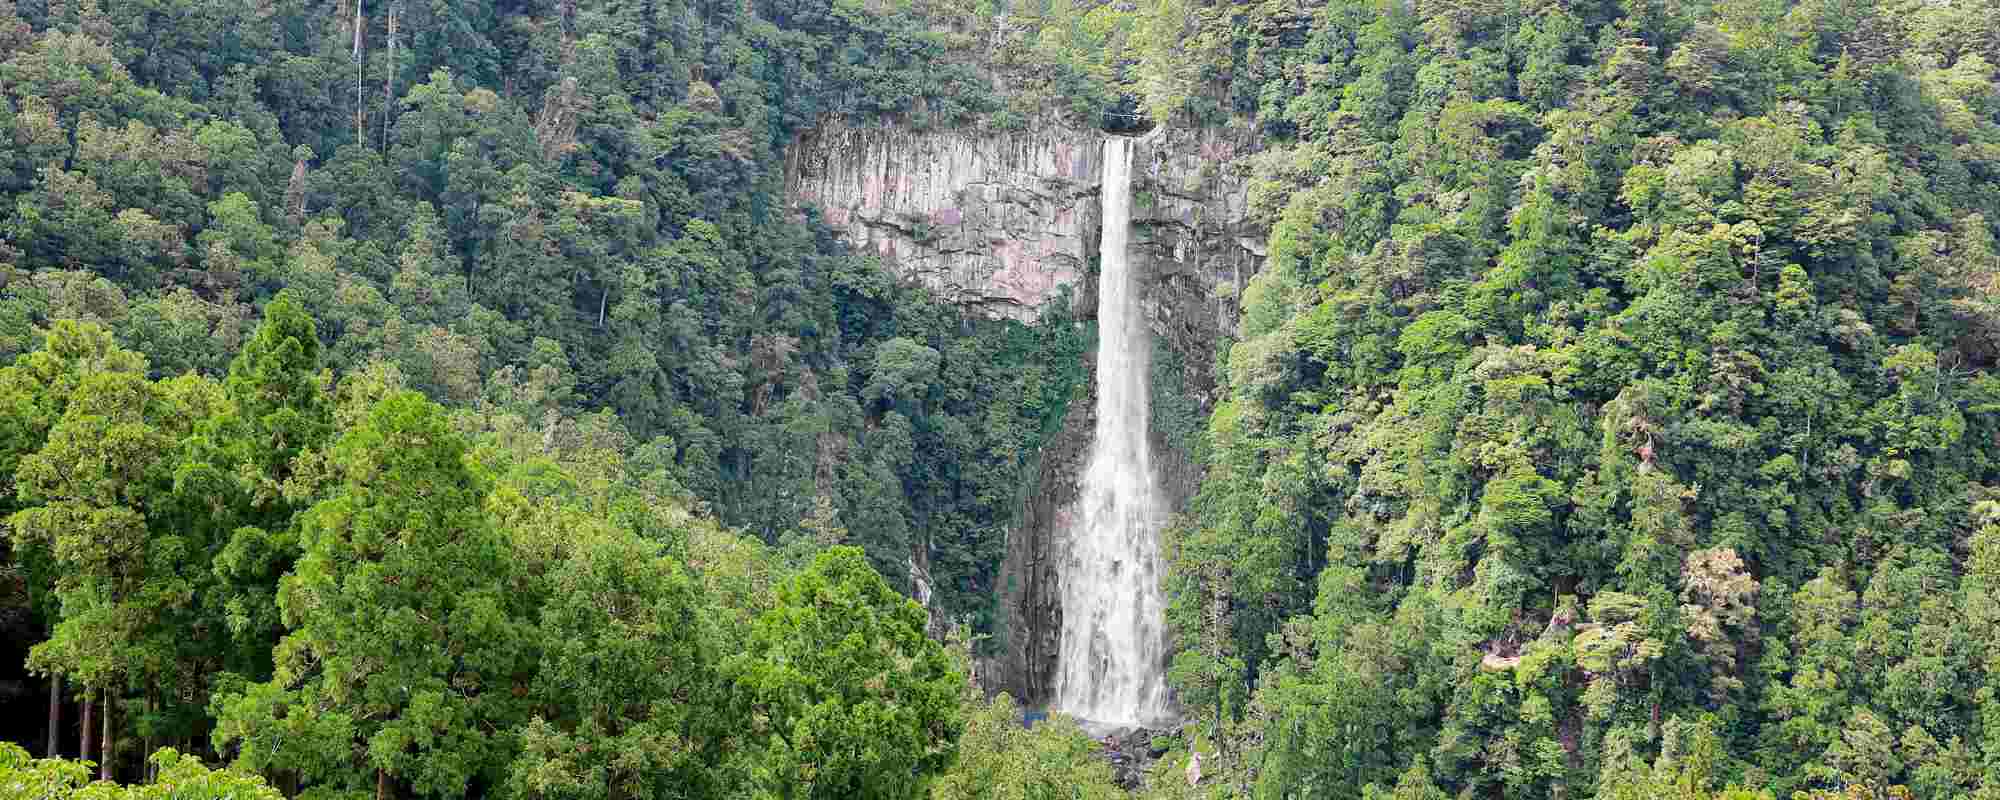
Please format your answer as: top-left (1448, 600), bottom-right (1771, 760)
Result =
top-left (1153, 0), bottom-right (2000, 798)
top-left (5, 0), bottom-right (2000, 796)
top-left (0, 0), bottom-right (1097, 793)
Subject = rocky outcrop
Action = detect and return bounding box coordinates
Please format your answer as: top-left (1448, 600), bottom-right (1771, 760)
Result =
top-left (1127, 126), bottom-right (1261, 506)
top-left (785, 123), bottom-right (1100, 321)
top-left (785, 119), bottom-right (1266, 705)
top-left (989, 368), bottom-right (1093, 705)
top-left (1126, 125), bottom-right (1262, 364)
top-left (1096, 724), bottom-right (1172, 790)
top-left (784, 121), bottom-right (1261, 330)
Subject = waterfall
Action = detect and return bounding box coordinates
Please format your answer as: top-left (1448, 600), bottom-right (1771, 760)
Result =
top-left (1053, 135), bottom-right (1174, 728)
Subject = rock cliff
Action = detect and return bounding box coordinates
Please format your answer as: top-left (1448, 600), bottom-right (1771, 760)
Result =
top-left (785, 121), bottom-right (1260, 327)
top-left (785, 123), bottom-right (1099, 322)
top-left (785, 119), bottom-right (1266, 705)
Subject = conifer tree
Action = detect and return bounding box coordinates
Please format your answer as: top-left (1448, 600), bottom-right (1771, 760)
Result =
top-left (215, 391), bottom-right (526, 799)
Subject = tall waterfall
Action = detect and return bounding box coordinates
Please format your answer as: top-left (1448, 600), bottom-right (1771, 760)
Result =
top-left (1053, 135), bottom-right (1174, 728)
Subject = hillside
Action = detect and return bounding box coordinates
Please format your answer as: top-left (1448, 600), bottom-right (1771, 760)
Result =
top-left (3, 0), bottom-right (2000, 797)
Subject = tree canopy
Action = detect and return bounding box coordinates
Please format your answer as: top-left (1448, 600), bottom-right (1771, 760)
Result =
top-left (5, 0), bottom-right (2000, 796)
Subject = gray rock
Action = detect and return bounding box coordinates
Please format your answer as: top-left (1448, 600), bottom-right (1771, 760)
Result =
top-left (784, 121), bottom-right (1263, 329)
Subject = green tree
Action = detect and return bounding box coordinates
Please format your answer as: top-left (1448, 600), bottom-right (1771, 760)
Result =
top-left (929, 694), bottom-right (1120, 800)
top-left (7, 322), bottom-right (228, 777)
top-left (214, 391), bottom-right (526, 799)
top-left (727, 546), bottom-right (964, 799)
top-left (507, 528), bottom-right (730, 800)
top-left (0, 741), bottom-right (284, 800)
top-left (194, 292), bottom-right (334, 685)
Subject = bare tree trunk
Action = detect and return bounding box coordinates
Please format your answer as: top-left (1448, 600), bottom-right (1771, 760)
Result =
top-left (79, 690), bottom-right (95, 767)
top-left (45, 675), bottom-right (61, 758)
top-left (354, 0), bottom-right (365, 146)
top-left (141, 694), bottom-right (152, 783)
top-left (377, 767), bottom-right (388, 800)
top-left (99, 692), bottom-right (112, 782)
top-left (285, 154), bottom-right (308, 226)
top-left (380, 2), bottom-right (397, 152)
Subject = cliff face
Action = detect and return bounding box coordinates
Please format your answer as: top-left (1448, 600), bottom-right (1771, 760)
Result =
top-left (785, 123), bottom-right (1101, 322)
top-left (785, 120), bottom-right (1265, 704)
top-left (786, 122), bottom-right (1260, 327)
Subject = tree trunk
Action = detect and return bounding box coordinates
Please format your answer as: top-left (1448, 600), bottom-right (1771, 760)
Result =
top-left (99, 692), bottom-right (112, 782)
top-left (46, 675), bottom-right (61, 758)
top-left (353, 0), bottom-right (365, 147)
top-left (380, 3), bottom-right (397, 152)
top-left (79, 690), bottom-right (95, 766)
top-left (141, 694), bottom-right (153, 783)
top-left (377, 767), bottom-right (388, 800)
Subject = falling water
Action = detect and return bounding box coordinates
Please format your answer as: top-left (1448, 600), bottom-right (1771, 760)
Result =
top-left (1053, 135), bottom-right (1174, 728)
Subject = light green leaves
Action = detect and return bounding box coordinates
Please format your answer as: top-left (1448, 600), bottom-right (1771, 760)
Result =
top-left (0, 742), bottom-right (283, 800)
top-left (728, 546), bottom-right (964, 800)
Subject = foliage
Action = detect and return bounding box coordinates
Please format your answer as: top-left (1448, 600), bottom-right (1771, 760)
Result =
top-left (0, 308), bottom-right (974, 797)
top-left (4, 0), bottom-right (1999, 796)
top-left (727, 546), bottom-right (964, 799)
top-left (0, 742), bottom-right (283, 800)
top-left (213, 390), bottom-right (528, 798)
top-left (930, 694), bottom-right (1122, 800)
top-left (1163, 0), bottom-right (2000, 797)
top-left (506, 531), bottom-right (728, 800)
top-left (0, 0), bottom-right (1089, 656)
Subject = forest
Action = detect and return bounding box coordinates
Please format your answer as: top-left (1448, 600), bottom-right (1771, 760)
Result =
top-left (3, 0), bottom-right (2000, 796)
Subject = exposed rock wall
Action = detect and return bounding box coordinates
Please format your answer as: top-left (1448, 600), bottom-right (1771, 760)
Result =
top-left (1127, 126), bottom-right (1261, 503)
top-left (785, 123), bottom-right (1101, 322)
top-left (992, 369), bottom-right (1093, 705)
top-left (785, 122), bottom-right (1260, 330)
top-left (786, 120), bottom-right (1266, 704)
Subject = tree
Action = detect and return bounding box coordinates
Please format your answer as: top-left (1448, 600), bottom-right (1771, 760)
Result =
top-left (214, 390), bottom-right (527, 799)
top-left (197, 292), bottom-right (334, 683)
top-left (929, 694), bottom-right (1120, 800)
top-left (7, 322), bottom-right (223, 780)
top-left (0, 741), bottom-right (285, 800)
top-left (727, 546), bottom-right (963, 799)
top-left (0, 320), bottom-right (142, 760)
top-left (507, 528), bottom-right (730, 800)
top-left (1680, 547), bottom-right (1759, 706)
top-left (214, 291), bottom-right (331, 485)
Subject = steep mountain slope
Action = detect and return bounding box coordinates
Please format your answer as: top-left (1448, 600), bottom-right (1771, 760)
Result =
top-left (1141, 1), bottom-right (2000, 797)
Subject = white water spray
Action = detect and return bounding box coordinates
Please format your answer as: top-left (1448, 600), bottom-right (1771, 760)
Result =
top-left (1053, 135), bottom-right (1174, 728)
